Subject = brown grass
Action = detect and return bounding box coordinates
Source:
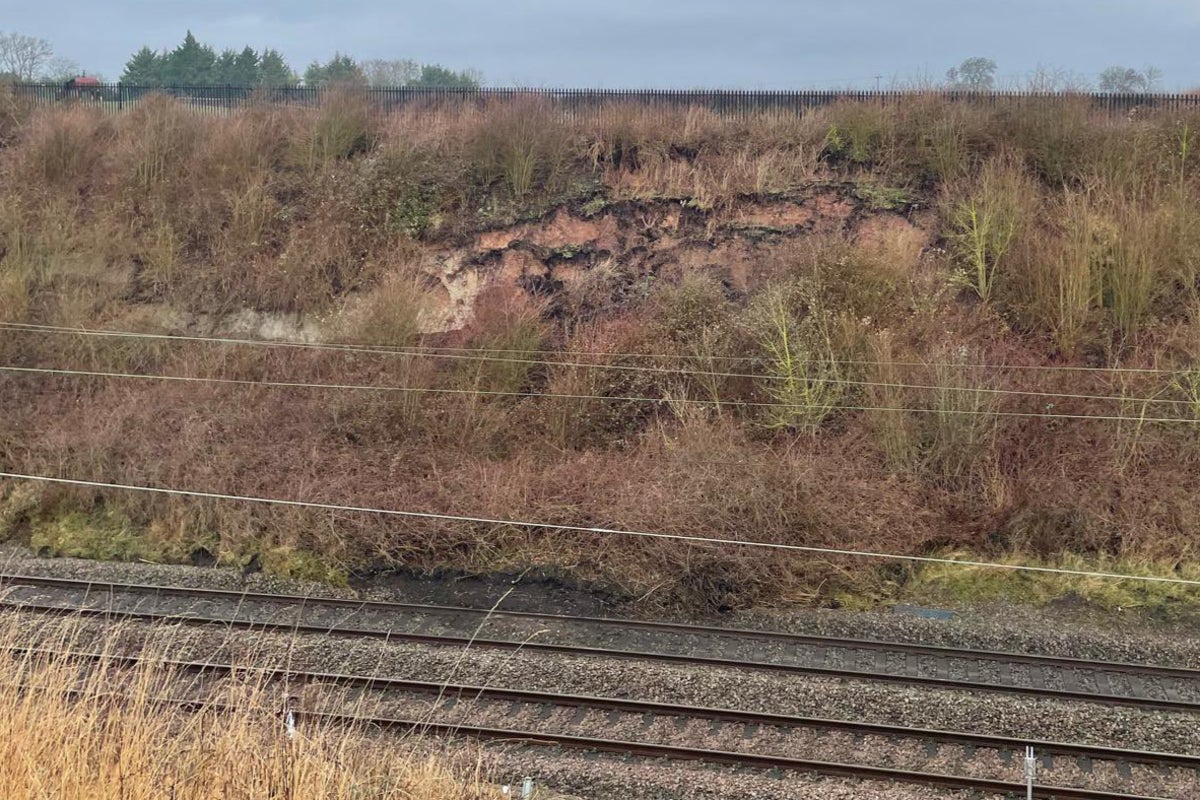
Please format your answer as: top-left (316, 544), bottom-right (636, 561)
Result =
top-left (0, 615), bottom-right (488, 799)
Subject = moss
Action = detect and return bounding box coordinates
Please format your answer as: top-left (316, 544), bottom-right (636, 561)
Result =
top-left (30, 509), bottom-right (172, 563)
top-left (895, 550), bottom-right (1200, 619)
top-left (386, 185), bottom-right (439, 238)
top-left (548, 243), bottom-right (585, 259)
top-left (580, 195), bottom-right (608, 217)
top-left (853, 182), bottom-right (916, 212)
top-left (260, 546), bottom-right (350, 586)
top-left (0, 483), bottom-right (41, 540)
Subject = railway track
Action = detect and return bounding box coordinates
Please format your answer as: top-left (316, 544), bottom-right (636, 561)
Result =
top-left (1, 573), bottom-right (1199, 713)
top-left (8, 645), bottom-right (1193, 799)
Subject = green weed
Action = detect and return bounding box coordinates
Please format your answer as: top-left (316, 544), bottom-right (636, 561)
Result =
top-left (744, 279), bottom-right (845, 432)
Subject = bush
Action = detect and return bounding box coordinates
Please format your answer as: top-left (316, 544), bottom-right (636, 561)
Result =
top-left (22, 108), bottom-right (114, 187)
top-left (470, 95), bottom-right (574, 200)
top-left (743, 278), bottom-right (846, 432)
top-left (294, 89), bottom-right (376, 169)
top-left (946, 154), bottom-right (1036, 302)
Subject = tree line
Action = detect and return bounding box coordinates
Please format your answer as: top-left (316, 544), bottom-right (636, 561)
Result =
top-left (0, 28), bottom-right (1174, 93)
top-left (944, 57), bottom-right (1164, 93)
top-left (119, 32), bottom-right (481, 88)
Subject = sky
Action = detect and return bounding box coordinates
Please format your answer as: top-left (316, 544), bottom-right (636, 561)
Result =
top-left (2, 0), bottom-right (1198, 89)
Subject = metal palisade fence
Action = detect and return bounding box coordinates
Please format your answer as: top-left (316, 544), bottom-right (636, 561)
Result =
top-left (8, 83), bottom-right (1200, 119)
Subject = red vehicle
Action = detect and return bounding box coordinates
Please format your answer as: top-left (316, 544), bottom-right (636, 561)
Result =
top-left (61, 75), bottom-right (104, 100)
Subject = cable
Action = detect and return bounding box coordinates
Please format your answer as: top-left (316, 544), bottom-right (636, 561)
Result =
top-left (3, 321), bottom-right (1193, 376)
top-left (2, 471), bottom-right (1196, 588)
top-left (4, 363), bottom-right (1199, 423)
top-left (0, 323), bottom-right (1192, 407)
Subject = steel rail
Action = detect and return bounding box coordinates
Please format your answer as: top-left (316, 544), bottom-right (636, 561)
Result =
top-left (5, 646), bottom-right (1185, 800)
top-left (0, 575), bottom-right (1195, 714)
top-left (3, 573), bottom-right (1197, 680)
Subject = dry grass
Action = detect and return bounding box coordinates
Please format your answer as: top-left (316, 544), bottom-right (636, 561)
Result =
top-left (0, 616), bottom-right (488, 800)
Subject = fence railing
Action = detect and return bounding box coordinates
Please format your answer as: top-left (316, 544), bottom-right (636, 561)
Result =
top-left (7, 83), bottom-right (1200, 119)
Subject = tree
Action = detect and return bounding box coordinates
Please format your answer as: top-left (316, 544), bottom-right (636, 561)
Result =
top-left (161, 31), bottom-right (216, 85)
top-left (0, 31), bottom-right (55, 81)
top-left (215, 48), bottom-right (239, 82)
top-left (946, 57), bottom-right (997, 91)
top-left (303, 53), bottom-right (366, 86)
top-left (232, 46), bottom-right (260, 85)
top-left (1023, 65), bottom-right (1092, 93)
top-left (411, 64), bottom-right (482, 88)
top-left (1099, 66), bottom-right (1162, 93)
top-left (121, 37), bottom-right (296, 86)
top-left (122, 46), bottom-right (164, 85)
top-left (257, 48), bottom-right (296, 86)
top-left (39, 56), bottom-right (82, 83)
top-left (361, 58), bottom-right (419, 87)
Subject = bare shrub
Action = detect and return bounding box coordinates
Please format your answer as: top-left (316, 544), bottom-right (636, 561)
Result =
top-left (117, 95), bottom-right (200, 192)
top-left (21, 107), bottom-right (114, 187)
top-left (743, 278), bottom-right (845, 432)
top-left (294, 89), bottom-right (377, 170)
top-left (921, 345), bottom-right (999, 486)
top-left (946, 153), bottom-right (1037, 302)
top-left (470, 95), bottom-right (574, 200)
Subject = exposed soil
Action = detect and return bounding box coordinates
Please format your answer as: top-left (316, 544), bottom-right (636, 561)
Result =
top-left (422, 186), bottom-right (894, 333)
top-left (351, 566), bottom-right (627, 617)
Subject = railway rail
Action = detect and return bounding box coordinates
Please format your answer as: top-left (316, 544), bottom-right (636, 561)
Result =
top-left (1, 573), bottom-right (1198, 712)
top-left (7, 645), bottom-right (1192, 800)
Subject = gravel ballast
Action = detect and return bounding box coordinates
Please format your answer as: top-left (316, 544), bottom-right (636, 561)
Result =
top-left (3, 545), bottom-right (1200, 798)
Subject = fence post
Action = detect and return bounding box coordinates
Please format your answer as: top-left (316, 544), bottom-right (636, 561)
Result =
top-left (117, 82), bottom-right (123, 112)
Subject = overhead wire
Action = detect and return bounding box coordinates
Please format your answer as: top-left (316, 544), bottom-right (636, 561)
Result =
top-left (3, 364), bottom-right (1198, 423)
top-left (1, 471), bottom-right (1196, 588)
top-left (0, 322), bottom-right (1194, 407)
top-left (1, 321), bottom-right (1192, 376)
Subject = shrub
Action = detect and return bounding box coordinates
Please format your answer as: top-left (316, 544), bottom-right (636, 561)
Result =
top-left (645, 272), bottom-right (738, 409)
top-left (0, 83), bottom-right (25, 146)
top-left (22, 108), bottom-right (114, 187)
top-left (822, 100), bottom-right (889, 166)
top-left (743, 279), bottom-right (846, 432)
top-left (920, 346), bottom-right (999, 486)
top-left (294, 89), bottom-right (376, 170)
top-left (946, 154), bottom-right (1035, 302)
top-left (470, 95), bottom-right (574, 201)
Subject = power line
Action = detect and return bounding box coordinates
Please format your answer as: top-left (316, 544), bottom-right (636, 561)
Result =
top-left (2, 471), bottom-right (1196, 588)
top-left (2, 321), bottom-right (1192, 376)
top-left (0, 323), bottom-right (1192, 406)
top-left (3, 363), bottom-right (1198, 423)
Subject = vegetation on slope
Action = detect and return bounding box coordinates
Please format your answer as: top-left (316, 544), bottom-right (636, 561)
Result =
top-left (0, 88), bottom-right (1198, 612)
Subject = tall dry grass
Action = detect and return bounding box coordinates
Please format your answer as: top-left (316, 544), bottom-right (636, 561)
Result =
top-left (0, 616), bottom-right (487, 800)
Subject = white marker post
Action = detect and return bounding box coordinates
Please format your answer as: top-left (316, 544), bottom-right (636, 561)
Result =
top-left (1024, 746), bottom-right (1036, 800)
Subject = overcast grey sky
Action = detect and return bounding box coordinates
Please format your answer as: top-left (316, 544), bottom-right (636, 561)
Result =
top-left (3, 0), bottom-right (1198, 88)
